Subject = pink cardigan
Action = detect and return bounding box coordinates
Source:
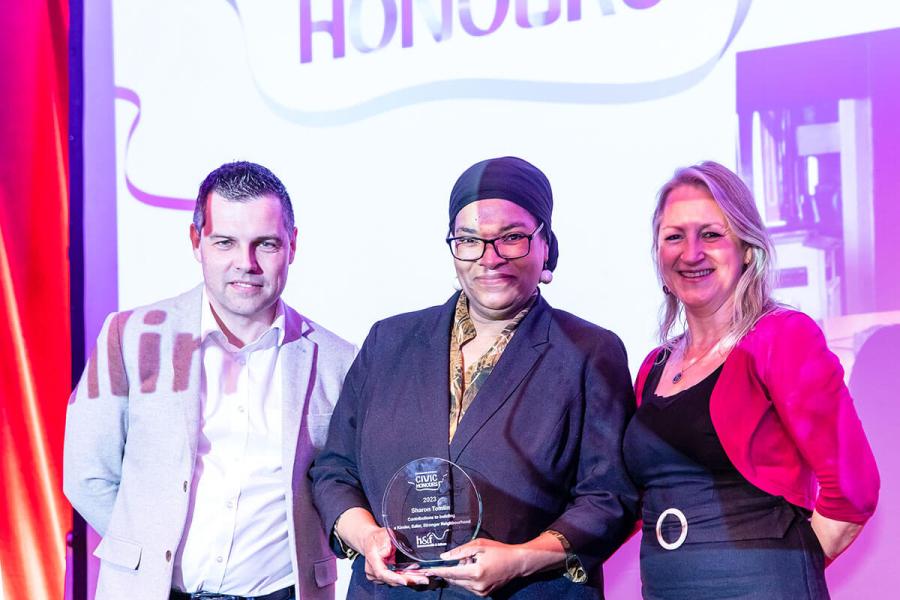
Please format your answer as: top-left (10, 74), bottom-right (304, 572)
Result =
top-left (634, 309), bottom-right (879, 525)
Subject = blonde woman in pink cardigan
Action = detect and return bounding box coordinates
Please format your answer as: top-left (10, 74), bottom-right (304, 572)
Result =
top-left (623, 161), bottom-right (879, 599)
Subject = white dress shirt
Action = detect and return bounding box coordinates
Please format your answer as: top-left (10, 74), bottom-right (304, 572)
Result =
top-left (173, 292), bottom-right (294, 595)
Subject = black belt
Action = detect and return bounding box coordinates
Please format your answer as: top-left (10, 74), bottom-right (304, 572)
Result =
top-left (170, 586), bottom-right (294, 600)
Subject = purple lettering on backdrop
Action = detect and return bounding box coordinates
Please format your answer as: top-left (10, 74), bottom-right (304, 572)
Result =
top-left (567, 0), bottom-right (615, 21)
top-left (459, 0), bottom-right (510, 37)
top-left (350, 0), bottom-right (398, 53)
top-left (300, 0), bottom-right (346, 64)
top-left (172, 333), bottom-right (201, 393)
top-left (622, 0), bottom-right (661, 9)
top-left (85, 345), bottom-right (99, 401)
top-left (516, 0), bottom-right (561, 28)
top-left (107, 311), bottom-right (133, 397)
top-left (141, 0), bottom-right (734, 129)
top-left (401, 0), bottom-right (452, 47)
top-left (138, 332), bottom-right (161, 394)
top-left (144, 309), bottom-right (166, 325)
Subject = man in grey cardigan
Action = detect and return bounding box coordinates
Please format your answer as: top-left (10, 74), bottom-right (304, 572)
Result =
top-left (64, 161), bottom-right (355, 600)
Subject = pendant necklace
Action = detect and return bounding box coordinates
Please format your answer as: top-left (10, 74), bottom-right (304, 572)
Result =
top-left (671, 337), bottom-right (722, 384)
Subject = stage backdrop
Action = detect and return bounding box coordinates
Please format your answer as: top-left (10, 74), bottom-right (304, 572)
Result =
top-left (0, 2), bottom-right (71, 600)
top-left (77, 1), bottom-right (900, 598)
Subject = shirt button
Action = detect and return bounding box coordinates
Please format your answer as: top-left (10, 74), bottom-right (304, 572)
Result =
top-left (226, 500), bottom-right (234, 509)
top-left (216, 556), bottom-right (224, 563)
top-left (165, 550), bottom-right (172, 562)
top-left (182, 481), bottom-right (188, 492)
top-left (237, 405), bottom-right (245, 413)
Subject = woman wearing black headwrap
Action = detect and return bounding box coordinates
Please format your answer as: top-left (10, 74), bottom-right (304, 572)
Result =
top-left (311, 157), bottom-right (638, 599)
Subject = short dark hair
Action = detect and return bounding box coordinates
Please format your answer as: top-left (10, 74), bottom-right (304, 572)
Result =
top-left (193, 161), bottom-right (294, 233)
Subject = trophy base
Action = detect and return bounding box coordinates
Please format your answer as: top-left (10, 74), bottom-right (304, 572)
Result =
top-left (389, 558), bottom-right (461, 571)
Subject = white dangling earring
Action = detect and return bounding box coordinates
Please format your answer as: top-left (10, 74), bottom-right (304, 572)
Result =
top-left (540, 269), bottom-right (553, 284)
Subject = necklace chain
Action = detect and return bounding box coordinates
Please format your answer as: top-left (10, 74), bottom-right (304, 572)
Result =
top-left (671, 337), bottom-right (723, 384)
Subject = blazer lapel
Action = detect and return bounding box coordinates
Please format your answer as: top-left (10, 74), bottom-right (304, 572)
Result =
top-left (449, 296), bottom-right (551, 462)
top-left (178, 285), bottom-right (204, 463)
top-left (406, 294), bottom-right (459, 460)
top-left (280, 307), bottom-right (315, 483)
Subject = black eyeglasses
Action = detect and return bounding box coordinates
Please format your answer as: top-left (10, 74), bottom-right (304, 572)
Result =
top-left (446, 222), bottom-right (544, 261)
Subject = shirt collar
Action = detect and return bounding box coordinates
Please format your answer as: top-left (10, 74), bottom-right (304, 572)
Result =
top-left (453, 290), bottom-right (536, 344)
top-left (200, 286), bottom-right (287, 350)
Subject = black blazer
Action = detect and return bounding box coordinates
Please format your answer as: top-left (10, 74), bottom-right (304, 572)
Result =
top-left (311, 293), bottom-right (638, 599)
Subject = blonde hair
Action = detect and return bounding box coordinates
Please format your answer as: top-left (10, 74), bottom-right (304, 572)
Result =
top-left (652, 161), bottom-right (778, 347)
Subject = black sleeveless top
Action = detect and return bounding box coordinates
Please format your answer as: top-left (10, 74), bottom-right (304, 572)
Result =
top-left (624, 350), bottom-right (796, 545)
top-left (622, 350), bottom-right (828, 599)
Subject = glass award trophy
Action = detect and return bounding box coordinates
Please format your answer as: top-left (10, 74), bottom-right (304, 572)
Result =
top-left (381, 457), bottom-right (482, 570)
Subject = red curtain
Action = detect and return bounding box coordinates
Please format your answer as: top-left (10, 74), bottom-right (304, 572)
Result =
top-left (0, 1), bottom-right (72, 598)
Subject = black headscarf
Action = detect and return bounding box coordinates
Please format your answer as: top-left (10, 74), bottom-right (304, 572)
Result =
top-left (448, 156), bottom-right (559, 271)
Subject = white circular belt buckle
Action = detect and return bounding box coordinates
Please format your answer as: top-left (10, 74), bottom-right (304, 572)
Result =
top-left (655, 507), bottom-right (688, 550)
